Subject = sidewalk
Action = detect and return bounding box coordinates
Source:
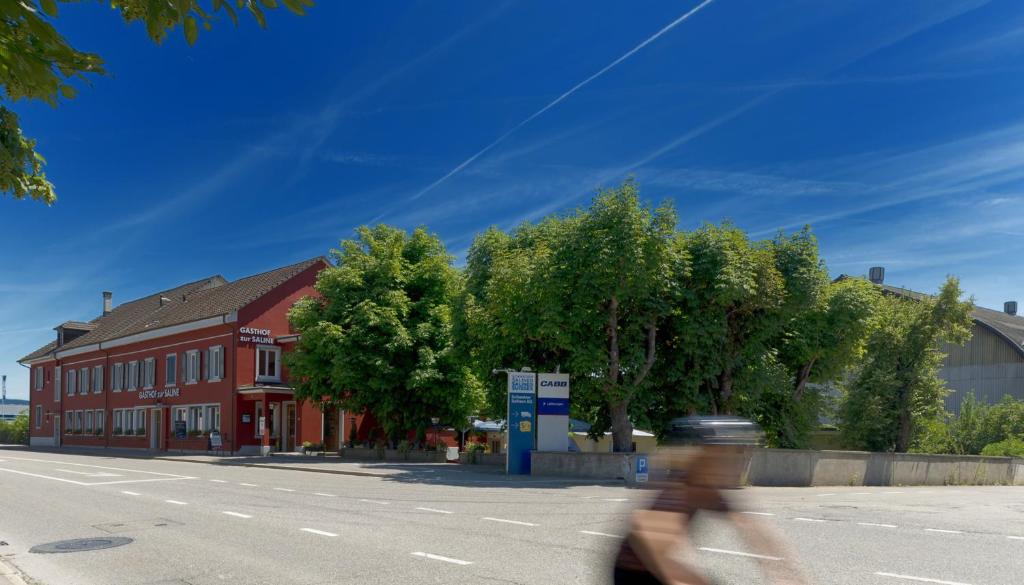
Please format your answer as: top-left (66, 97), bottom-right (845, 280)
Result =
top-left (0, 558), bottom-right (29, 585)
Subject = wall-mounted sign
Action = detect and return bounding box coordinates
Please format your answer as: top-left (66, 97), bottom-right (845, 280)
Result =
top-left (139, 387), bottom-right (180, 401)
top-left (242, 414), bottom-right (252, 423)
top-left (238, 327), bottom-right (274, 344)
top-left (635, 455), bottom-right (649, 483)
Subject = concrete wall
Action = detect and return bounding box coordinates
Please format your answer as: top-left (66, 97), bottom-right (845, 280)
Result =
top-left (532, 448), bottom-right (1024, 486)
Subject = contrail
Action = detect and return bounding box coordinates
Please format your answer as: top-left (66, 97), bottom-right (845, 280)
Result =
top-left (399, 0), bottom-right (719, 206)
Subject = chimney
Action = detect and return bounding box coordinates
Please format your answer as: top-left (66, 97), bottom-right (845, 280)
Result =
top-left (102, 291), bottom-right (112, 315)
top-left (868, 266), bottom-right (885, 285)
top-left (160, 296), bottom-right (171, 307)
top-left (1005, 301), bottom-right (1018, 316)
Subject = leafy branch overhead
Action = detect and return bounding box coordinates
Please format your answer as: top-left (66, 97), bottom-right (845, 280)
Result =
top-left (0, 0), bottom-right (313, 205)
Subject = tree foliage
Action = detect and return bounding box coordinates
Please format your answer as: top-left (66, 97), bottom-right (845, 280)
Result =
top-left (912, 393), bottom-right (1024, 455)
top-left (285, 225), bottom-right (483, 442)
top-left (1, 0), bottom-right (312, 205)
top-left (839, 277), bottom-right (974, 452)
top-left (0, 412), bottom-right (29, 444)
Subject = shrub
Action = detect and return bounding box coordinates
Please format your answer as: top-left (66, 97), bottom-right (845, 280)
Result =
top-left (980, 437), bottom-right (1024, 458)
top-left (0, 413), bottom-right (29, 445)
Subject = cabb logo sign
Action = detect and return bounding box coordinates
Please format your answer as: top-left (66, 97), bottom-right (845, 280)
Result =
top-left (540, 379), bottom-right (568, 387)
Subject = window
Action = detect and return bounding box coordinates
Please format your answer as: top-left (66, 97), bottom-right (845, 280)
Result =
top-left (112, 363), bottom-right (123, 392)
top-left (66, 369), bottom-right (76, 396)
top-left (127, 361), bottom-right (139, 390)
top-left (256, 346), bottom-right (281, 382)
top-left (205, 405), bottom-right (221, 432)
top-left (165, 354), bottom-right (177, 386)
top-left (134, 408), bottom-right (146, 435)
top-left (94, 410), bottom-right (104, 435)
top-left (85, 411), bottom-right (93, 434)
top-left (113, 409), bottom-right (124, 435)
top-left (33, 367), bottom-right (43, 391)
top-left (93, 365), bottom-right (103, 394)
top-left (143, 358), bottom-right (155, 389)
top-left (65, 411), bottom-right (73, 434)
top-left (185, 350), bottom-right (200, 384)
top-left (254, 401), bottom-right (263, 437)
top-left (207, 345), bottom-right (224, 381)
top-left (75, 411), bottom-right (83, 434)
top-left (34, 405), bottom-right (42, 429)
top-left (188, 406), bottom-right (203, 433)
top-left (79, 367), bottom-right (89, 395)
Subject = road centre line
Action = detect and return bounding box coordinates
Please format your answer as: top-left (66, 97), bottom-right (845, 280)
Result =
top-left (222, 511), bottom-right (253, 519)
top-left (580, 530), bottom-right (620, 538)
top-left (315, 493), bottom-right (337, 497)
top-left (300, 528), bottom-right (338, 537)
top-left (924, 528), bottom-right (963, 534)
top-left (273, 488), bottom-right (295, 492)
top-left (415, 507), bottom-right (453, 514)
top-left (359, 499), bottom-right (388, 504)
top-left (698, 547), bottom-right (782, 561)
top-left (603, 498), bottom-right (629, 502)
top-left (816, 493), bottom-right (836, 497)
top-left (411, 552), bottom-right (473, 565)
top-left (239, 483), bottom-right (258, 487)
top-left (482, 517), bottom-right (537, 527)
top-left (742, 511), bottom-right (776, 516)
top-left (121, 491), bottom-right (141, 496)
top-left (165, 500), bottom-right (187, 505)
top-left (1008, 536), bottom-right (1024, 540)
top-left (794, 517), bottom-right (826, 523)
top-left (858, 522), bottom-right (897, 528)
top-left (209, 479), bottom-right (227, 483)
top-left (875, 571), bottom-right (973, 585)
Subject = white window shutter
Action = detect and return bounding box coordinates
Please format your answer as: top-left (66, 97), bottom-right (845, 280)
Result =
top-left (181, 352), bottom-right (188, 383)
top-left (203, 349), bottom-right (210, 381)
top-left (218, 347), bottom-right (225, 379)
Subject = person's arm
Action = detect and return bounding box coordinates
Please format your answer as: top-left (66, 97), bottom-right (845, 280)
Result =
top-left (729, 512), bottom-right (808, 585)
top-left (628, 509), bottom-right (711, 585)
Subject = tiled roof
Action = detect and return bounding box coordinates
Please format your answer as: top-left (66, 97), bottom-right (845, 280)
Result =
top-left (19, 257), bottom-right (326, 363)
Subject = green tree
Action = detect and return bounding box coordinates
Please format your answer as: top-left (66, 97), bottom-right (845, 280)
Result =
top-left (460, 182), bottom-right (679, 451)
top-left (1, 0), bottom-right (312, 205)
top-left (285, 225), bottom-right (483, 443)
top-left (0, 412), bottom-right (29, 444)
top-left (839, 277), bottom-right (973, 452)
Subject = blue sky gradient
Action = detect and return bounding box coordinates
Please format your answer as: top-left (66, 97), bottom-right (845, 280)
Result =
top-left (3, 0), bottom-right (1024, 398)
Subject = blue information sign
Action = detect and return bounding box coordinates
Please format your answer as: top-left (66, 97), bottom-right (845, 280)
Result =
top-left (635, 454), bottom-right (649, 483)
top-left (506, 372), bottom-right (536, 475)
top-left (537, 397), bottom-right (570, 416)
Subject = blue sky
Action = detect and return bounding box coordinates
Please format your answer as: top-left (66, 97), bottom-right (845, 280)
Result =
top-left (3, 0), bottom-right (1024, 399)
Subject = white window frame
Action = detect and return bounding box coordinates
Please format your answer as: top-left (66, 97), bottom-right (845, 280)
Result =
top-left (112, 363), bottom-right (123, 392)
top-left (66, 369), bottom-right (76, 396)
top-left (65, 411), bottom-right (73, 434)
top-left (113, 409), bottom-right (124, 435)
top-left (33, 367), bottom-right (43, 391)
top-left (127, 361), bottom-right (139, 391)
top-left (75, 410), bottom-right (83, 433)
top-left (207, 345), bottom-right (224, 382)
top-left (93, 365), bottom-right (104, 394)
top-left (94, 409), bottom-right (104, 435)
top-left (185, 350), bottom-right (200, 385)
top-left (134, 408), bottom-right (146, 435)
top-left (34, 405), bottom-right (42, 428)
top-left (255, 345), bottom-right (281, 383)
top-left (143, 358), bottom-right (155, 389)
top-left (85, 410), bottom-right (93, 435)
top-left (79, 367), bottom-right (89, 395)
top-left (165, 353), bottom-right (177, 386)
top-left (205, 405), bottom-right (221, 432)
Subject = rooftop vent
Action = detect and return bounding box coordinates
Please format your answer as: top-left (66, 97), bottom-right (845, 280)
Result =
top-left (868, 266), bottom-right (885, 285)
top-left (102, 291), bottom-right (112, 315)
top-left (159, 296), bottom-right (171, 306)
top-left (1005, 301), bottom-right (1018, 316)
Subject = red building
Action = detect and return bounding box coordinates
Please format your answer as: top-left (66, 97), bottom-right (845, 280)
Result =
top-left (17, 257), bottom-right (364, 454)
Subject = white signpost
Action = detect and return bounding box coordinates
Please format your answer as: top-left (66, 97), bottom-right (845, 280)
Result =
top-left (536, 373), bottom-right (570, 452)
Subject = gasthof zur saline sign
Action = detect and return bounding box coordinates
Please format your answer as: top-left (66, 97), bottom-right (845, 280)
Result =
top-left (239, 327), bottom-right (273, 344)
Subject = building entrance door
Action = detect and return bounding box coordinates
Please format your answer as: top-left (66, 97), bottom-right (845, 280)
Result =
top-left (151, 409), bottom-right (161, 450)
top-left (284, 403), bottom-right (296, 451)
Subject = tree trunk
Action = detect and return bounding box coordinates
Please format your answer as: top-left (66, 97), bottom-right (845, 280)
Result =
top-left (718, 369), bottom-right (734, 413)
top-left (609, 400), bottom-right (634, 452)
top-left (896, 400), bottom-right (913, 453)
top-left (793, 359), bottom-right (815, 401)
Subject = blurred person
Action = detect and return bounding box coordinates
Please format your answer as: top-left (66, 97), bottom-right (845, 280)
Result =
top-left (614, 416), bottom-right (807, 585)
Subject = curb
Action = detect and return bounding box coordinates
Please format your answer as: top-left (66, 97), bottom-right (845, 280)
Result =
top-left (0, 557), bottom-right (30, 585)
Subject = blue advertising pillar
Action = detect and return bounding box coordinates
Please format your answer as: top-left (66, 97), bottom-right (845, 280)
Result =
top-left (506, 371), bottom-right (536, 475)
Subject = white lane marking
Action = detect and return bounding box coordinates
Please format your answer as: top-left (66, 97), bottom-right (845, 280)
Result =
top-left (794, 517), bottom-right (826, 523)
top-left (0, 466), bottom-right (195, 486)
top-left (875, 572), bottom-right (973, 585)
top-left (815, 493), bottom-right (836, 497)
top-left (580, 530), bottom-right (620, 538)
top-left (858, 522), bottom-right (897, 528)
top-left (581, 495), bottom-right (600, 499)
top-left (698, 547), bottom-right (782, 561)
top-left (742, 511), bottom-right (776, 516)
top-left (924, 528), bottom-right (963, 534)
top-left (165, 500), bottom-right (188, 506)
top-left (121, 491), bottom-right (141, 496)
top-left (851, 492), bottom-right (871, 496)
top-left (300, 528), bottom-right (338, 537)
top-left (222, 511), bottom-right (253, 519)
top-left (55, 469), bottom-right (122, 477)
top-left (482, 517), bottom-right (537, 527)
top-left (2, 456), bottom-right (192, 478)
top-left (239, 483), bottom-right (258, 487)
top-left (415, 507), bottom-right (453, 514)
top-left (1007, 535), bottom-right (1024, 540)
top-left (209, 479), bottom-right (227, 483)
top-left (272, 487), bottom-right (295, 492)
top-left (315, 493), bottom-right (337, 497)
top-left (359, 498), bottom-right (388, 504)
top-left (411, 552), bottom-right (473, 565)
top-left (602, 498), bottom-right (629, 502)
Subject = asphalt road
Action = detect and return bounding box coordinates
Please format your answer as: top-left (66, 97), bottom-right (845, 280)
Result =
top-left (0, 449), bottom-right (1022, 585)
